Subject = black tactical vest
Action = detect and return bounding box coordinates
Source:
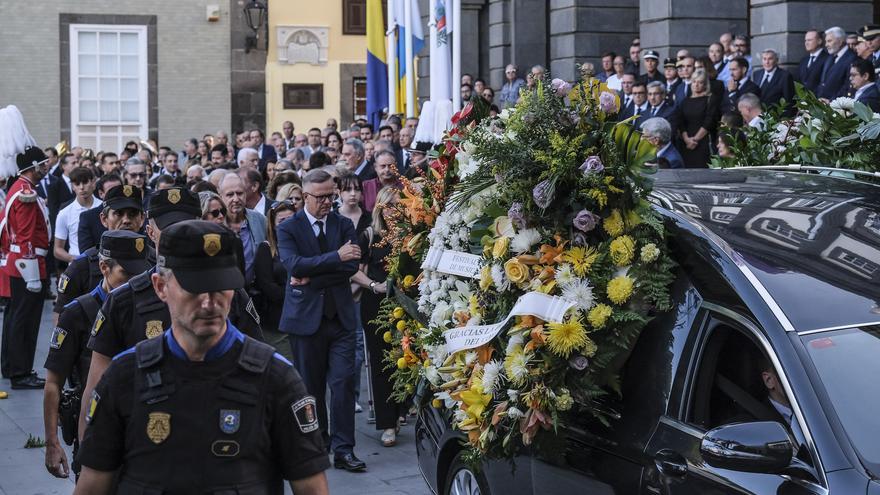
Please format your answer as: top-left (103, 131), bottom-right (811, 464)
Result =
top-left (128, 270), bottom-right (172, 347)
top-left (117, 336), bottom-right (284, 494)
top-left (71, 291), bottom-right (102, 389)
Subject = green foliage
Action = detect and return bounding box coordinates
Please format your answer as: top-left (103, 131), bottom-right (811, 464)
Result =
top-left (24, 434), bottom-right (45, 449)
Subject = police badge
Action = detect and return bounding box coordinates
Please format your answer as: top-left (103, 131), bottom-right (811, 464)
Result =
top-left (219, 409), bottom-right (240, 434)
top-left (91, 311), bottom-right (105, 337)
top-left (203, 233), bottom-right (222, 256)
top-left (123, 185), bottom-right (133, 197)
top-left (135, 237), bottom-right (145, 253)
top-left (145, 320), bottom-right (163, 339)
top-left (146, 412), bottom-right (171, 444)
top-left (167, 189), bottom-right (181, 204)
top-left (49, 327), bottom-right (67, 349)
top-left (57, 274), bottom-right (70, 293)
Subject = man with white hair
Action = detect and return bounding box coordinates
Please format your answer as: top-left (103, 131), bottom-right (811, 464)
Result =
top-left (237, 147), bottom-right (259, 170)
top-left (219, 173), bottom-right (266, 283)
top-left (341, 138), bottom-right (374, 181)
top-left (737, 93), bottom-right (765, 131)
top-left (641, 117), bottom-right (684, 169)
top-left (818, 26), bottom-right (858, 100)
top-left (752, 49), bottom-right (795, 113)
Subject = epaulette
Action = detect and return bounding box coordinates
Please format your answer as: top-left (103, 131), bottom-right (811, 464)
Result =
top-left (63, 299), bottom-right (81, 310)
top-left (17, 189), bottom-right (37, 203)
top-left (109, 281), bottom-right (131, 296)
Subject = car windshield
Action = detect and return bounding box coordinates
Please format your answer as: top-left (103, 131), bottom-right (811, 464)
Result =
top-left (801, 326), bottom-right (880, 476)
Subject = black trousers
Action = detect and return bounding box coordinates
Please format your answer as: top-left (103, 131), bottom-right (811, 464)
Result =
top-left (1, 277), bottom-right (46, 378)
top-left (360, 290), bottom-right (404, 431)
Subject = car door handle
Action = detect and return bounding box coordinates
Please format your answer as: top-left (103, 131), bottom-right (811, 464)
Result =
top-left (654, 448), bottom-right (688, 478)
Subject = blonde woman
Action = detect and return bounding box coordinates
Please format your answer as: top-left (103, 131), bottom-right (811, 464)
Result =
top-left (679, 68), bottom-right (718, 168)
top-left (275, 183), bottom-right (304, 212)
top-left (351, 186), bottom-right (403, 447)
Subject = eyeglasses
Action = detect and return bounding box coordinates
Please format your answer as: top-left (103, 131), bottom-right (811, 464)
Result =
top-left (127, 173), bottom-right (146, 178)
top-left (271, 200), bottom-right (295, 211)
top-left (304, 192), bottom-right (337, 203)
top-left (207, 207), bottom-right (227, 218)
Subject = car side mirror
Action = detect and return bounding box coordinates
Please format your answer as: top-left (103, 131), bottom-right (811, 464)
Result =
top-left (701, 421), bottom-right (793, 474)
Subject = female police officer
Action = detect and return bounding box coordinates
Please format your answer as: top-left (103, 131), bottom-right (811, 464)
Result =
top-left (74, 221), bottom-right (329, 494)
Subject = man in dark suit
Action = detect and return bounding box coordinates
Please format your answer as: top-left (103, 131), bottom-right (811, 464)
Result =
top-left (77, 174), bottom-right (123, 253)
top-left (673, 57), bottom-right (695, 107)
top-left (47, 153), bottom-right (77, 235)
top-left (818, 26), bottom-right (859, 100)
top-left (752, 49), bottom-right (796, 114)
top-left (797, 29), bottom-right (829, 94)
top-left (617, 73), bottom-right (637, 119)
top-left (277, 169), bottom-right (366, 473)
top-left (641, 117), bottom-right (684, 169)
top-left (643, 81), bottom-right (680, 136)
top-left (723, 57), bottom-right (761, 113)
top-left (249, 129), bottom-right (278, 176)
top-left (850, 58), bottom-right (880, 111)
top-left (619, 80), bottom-right (648, 123)
top-left (341, 138), bottom-right (376, 181)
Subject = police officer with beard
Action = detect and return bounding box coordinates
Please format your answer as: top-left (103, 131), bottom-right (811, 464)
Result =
top-left (43, 230), bottom-right (151, 480)
top-left (78, 187), bottom-right (263, 437)
top-left (74, 221), bottom-right (329, 495)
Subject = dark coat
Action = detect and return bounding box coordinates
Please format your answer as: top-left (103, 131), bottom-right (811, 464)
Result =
top-left (855, 83), bottom-right (880, 112)
top-left (76, 205), bottom-right (105, 254)
top-left (818, 48), bottom-right (858, 100)
top-left (797, 50), bottom-right (829, 94)
top-left (723, 79), bottom-right (762, 113)
top-left (753, 68), bottom-right (796, 113)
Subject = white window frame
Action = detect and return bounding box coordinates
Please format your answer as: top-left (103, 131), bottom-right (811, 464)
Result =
top-left (69, 23), bottom-right (148, 151)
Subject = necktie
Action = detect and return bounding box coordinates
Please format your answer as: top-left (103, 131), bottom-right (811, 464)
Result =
top-left (808, 55), bottom-right (815, 68)
top-left (625, 95), bottom-right (631, 108)
top-left (314, 220), bottom-right (337, 318)
top-left (652, 106), bottom-right (658, 116)
top-left (761, 73), bottom-right (770, 89)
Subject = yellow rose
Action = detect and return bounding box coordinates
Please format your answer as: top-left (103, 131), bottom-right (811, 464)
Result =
top-left (492, 236), bottom-right (511, 259)
top-left (504, 258), bottom-right (530, 285)
top-left (480, 265), bottom-right (493, 290)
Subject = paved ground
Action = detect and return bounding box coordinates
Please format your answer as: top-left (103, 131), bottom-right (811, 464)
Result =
top-left (0, 300), bottom-right (431, 495)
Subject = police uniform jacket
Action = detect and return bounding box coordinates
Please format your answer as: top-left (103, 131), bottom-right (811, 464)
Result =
top-left (55, 244), bottom-right (156, 313)
top-left (45, 284), bottom-right (107, 388)
top-left (87, 267), bottom-right (263, 358)
top-left (78, 323), bottom-right (329, 493)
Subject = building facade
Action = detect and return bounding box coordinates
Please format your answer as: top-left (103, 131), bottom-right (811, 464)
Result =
top-left (265, 0), bottom-right (367, 132)
top-left (0, 1), bottom-right (266, 151)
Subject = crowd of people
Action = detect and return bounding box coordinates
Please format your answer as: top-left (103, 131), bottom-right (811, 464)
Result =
top-left (459, 25), bottom-right (880, 168)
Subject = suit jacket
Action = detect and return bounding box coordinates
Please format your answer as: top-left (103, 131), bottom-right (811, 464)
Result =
top-left (797, 50), bottom-right (829, 94)
top-left (257, 144), bottom-right (277, 176)
top-left (818, 48), bottom-right (858, 100)
top-left (641, 102), bottom-right (681, 137)
top-left (619, 102), bottom-right (647, 123)
top-left (666, 79), bottom-right (683, 105)
top-left (855, 83), bottom-right (880, 112)
top-left (753, 68), bottom-right (796, 113)
top-left (673, 81), bottom-right (691, 107)
top-left (356, 162), bottom-right (377, 182)
top-left (277, 210), bottom-right (358, 335)
top-left (617, 91), bottom-right (635, 119)
top-left (658, 143), bottom-right (685, 169)
top-left (77, 205), bottom-right (105, 254)
top-left (639, 71), bottom-right (664, 85)
top-left (48, 175), bottom-right (75, 231)
top-left (723, 79), bottom-right (761, 113)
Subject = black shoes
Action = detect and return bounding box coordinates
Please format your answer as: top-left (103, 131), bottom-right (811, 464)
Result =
top-left (11, 374), bottom-right (45, 390)
top-left (333, 452), bottom-right (367, 472)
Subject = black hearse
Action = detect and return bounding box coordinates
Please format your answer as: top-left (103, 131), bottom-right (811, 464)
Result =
top-left (416, 168), bottom-right (880, 495)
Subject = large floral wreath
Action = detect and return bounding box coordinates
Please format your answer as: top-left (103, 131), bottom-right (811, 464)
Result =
top-left (374, 78), bottom-right (676, 463)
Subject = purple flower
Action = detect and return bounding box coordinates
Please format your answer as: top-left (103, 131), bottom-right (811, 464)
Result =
top-left (599, 91), bottom-right (618, 114)
top-left (573, 209), bottom-right (600, 232)
top-left (551, 78), bottom-right (572, 97)
top-left (532, 180), bottom-right (554, 209)
top-left (508, 202), bottom-right (526, 229)
top-left (569, 354), bottom-right (589, 371)
top-left (580, 155), bottom-right (604, 175)
top-left (572, 231), bottom-right (588, 247)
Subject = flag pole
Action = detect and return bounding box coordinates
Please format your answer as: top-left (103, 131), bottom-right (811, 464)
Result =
top-left (404, 0), bottom-right (415, 118)
top-left (387, 0), bottom-right (398, 116)
top-left (451, 0), bottom-right (461, 111)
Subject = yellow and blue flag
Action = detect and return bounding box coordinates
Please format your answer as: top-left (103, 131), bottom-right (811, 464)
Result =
top-left (366, 0), bottom-right (388, 131)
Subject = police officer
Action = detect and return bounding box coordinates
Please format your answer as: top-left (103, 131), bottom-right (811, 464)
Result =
top-left (54, 184), bottom-right (146, 320)
top-left (79, 187), bottom-right (262, 436)
top-left (43, 230), bottom-right (150, 479)
top-left (75, 221), bottom-right (329, 494)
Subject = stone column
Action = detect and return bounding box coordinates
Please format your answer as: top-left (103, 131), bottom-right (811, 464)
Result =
top-left (640, 0), bottom-right (747, 60)
top-left (751, 0), bottom-right (873, 69)
top-left (549, 0), bottom-right (638, 83)
top-left (488, 0), bottom-right (513, 88)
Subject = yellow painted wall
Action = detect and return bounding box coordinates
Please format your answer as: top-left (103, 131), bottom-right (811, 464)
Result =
top-left (267, 0), bottom-right (366, 133)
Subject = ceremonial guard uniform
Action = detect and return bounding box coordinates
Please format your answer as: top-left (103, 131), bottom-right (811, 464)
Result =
top-left (76, 221), bottom-right (329, 494)
top-left (43, 230), bottom-right (150, 479)
top-left (86, 188), bottom-right (262, 359)
top-left (1, 146), bottom-right (51, 388)
top-left (54, 185), bottom-right (147, 313)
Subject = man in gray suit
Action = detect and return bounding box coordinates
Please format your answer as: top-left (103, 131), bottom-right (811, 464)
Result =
top-left (219, 173), bottom-right (266, 284)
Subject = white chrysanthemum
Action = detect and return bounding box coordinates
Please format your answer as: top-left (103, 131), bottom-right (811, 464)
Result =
top-left (506, 351), bottom-right (530, 383)
top-left (481, 360), bottom-right (504, 394)
top-left (499, 108), bottom-right (512, 122)
top-left (556, 263), bottom-right (575, 287)
top-left (562, 278), bottom-right (595, 312)
top-left (430, 302), bottom-right (453, 327)
top-left (464, 351), bottom-right (478, 366)
top-left (511, 228), bottom-right (541, 254)
top-left (424, 366), bottom-right (442, 386)
top-left (830, 97), bottom-right (856, 115)
top-left (490, 263), bottom-right (509, 291)
top-left (507, 389), bottom-right (519, 402)
top-left (507, 406), bottom-right (525, 420)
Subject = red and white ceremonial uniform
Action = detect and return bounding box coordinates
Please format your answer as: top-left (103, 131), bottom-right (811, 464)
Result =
top-left (0, 175), bottom-right (50, 297)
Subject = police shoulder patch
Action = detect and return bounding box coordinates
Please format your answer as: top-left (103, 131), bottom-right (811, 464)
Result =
top-left (57, 274), bottom-right (70, 293)
top-left (49, 327), bottom-right (68, 350)
top-left (219, 409), bottom-right (240, 434)
top-left (291, 396), bottom-right (319, 433)
top-left (91, 311), bottom-right (106, 337)
top-left (86, 390), bottom-right (100, 425)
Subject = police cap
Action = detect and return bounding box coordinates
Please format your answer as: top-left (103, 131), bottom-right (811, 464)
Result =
top-left (859, 24), bottom-right (880, 42)
top-left (103, 184), bottom-right (144, 212)
top-left (643, 50), bottom-right (659, 60)
top-left (157, 220), bottom-right (243, 293)
top-left (663, 57), bottom-right (677, 69)
top-left (98, 230), bottom-right (151, 275)
top-left (147, 187), bottom-right (201, 230)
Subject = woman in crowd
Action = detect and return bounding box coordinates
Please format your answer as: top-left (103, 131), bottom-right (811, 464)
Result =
top-left (198, 191), bottom-right (227, 225)
top-left (337, 173), bottom-right (372, 413)
top-left (353, 186), bottom-right (403, 447)
top-left (197, 140), bottom-right (211, 167)
top-left (606, 55), bottom-right (627, 91)
top-left (252, 200), bottom-right (297, 361)
top-left (267, 170), bottom-right (301, 201)
top-left (275, 183), bottom-right (304, 212)
top-left (481, 87), bottom-right (495, 105)
top-left (679, 69), bottom-right (717, 168)
top-left (326, 130), bottom-right (343, 151)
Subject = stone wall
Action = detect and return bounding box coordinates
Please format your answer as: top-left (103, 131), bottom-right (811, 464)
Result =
top-left (640, 0), bottom-right (747, 61)
top-left (230, 0), bottom-right (267, 134)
